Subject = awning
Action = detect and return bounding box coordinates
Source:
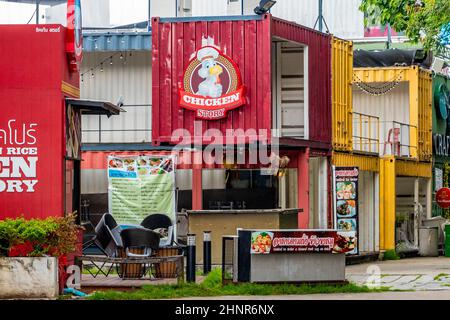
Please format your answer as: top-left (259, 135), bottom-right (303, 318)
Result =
top-left (354, 49), bottom-right (432, 68)
top-left (66, 98), bottom-right (123, 117)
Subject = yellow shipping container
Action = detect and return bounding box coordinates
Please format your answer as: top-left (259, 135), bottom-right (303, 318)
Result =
top-left (331, 37), bottom-right (353, 151)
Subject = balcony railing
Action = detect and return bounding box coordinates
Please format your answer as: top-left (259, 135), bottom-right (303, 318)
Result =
top-left (81, 104), bottom-right (152, 144)
top-left (381, 121), bottom-right (417, 158)
top-left (352, 112), bottom-right (380, 154)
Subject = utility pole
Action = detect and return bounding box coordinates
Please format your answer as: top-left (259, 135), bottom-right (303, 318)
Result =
top-left (36, 0), bottom-right (40, 24)
top-left (313, 0), bottom-right (329, 33)
top-left (386, 23), bottom-right (392, 49)
top-left (148, 0), bottom-right (151, 31)
top-left (318, 0), bottom-right (323, 32)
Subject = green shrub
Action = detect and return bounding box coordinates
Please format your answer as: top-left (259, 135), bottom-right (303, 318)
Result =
top-left (383, 249), bottom-right (400, 260)
top-left (0, 213), bottom-right (78, 257)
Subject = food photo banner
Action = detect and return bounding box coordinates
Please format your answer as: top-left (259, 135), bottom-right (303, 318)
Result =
top-left (107, 155), bottom-right (176, 225)
top-left (250, 230), bottom-right (357, 254)
top-left (333, 167), bottom-right (359, 255)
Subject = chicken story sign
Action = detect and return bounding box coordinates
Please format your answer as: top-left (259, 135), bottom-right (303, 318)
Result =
top-left (179, 44), bottom-right (246, 120)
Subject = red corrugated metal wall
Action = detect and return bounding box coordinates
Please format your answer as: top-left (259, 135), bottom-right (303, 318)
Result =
top-left (152, 15), bottom-right (272, 145)
top-left (271, 17), bottom-right (332, 144)
top-left (0, 25), bottom-right (68, 219)
top-left (152, 14), bottom-right (332, 147)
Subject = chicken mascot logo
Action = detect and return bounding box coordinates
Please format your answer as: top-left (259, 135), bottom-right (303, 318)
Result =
top-left (179, 38), bottom-right (246, 120)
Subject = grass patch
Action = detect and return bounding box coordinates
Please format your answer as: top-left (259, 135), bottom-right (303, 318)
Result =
top-left (383, 250), bottom-right (400, 261)
top-left (434, 273), bottom-right (449, 281)
top-left (87, 269), bottom-right (390, 300)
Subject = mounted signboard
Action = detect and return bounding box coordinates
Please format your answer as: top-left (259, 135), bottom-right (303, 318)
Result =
top-left (333, 166), bottom-right (359, 255)
top-left (179, 41), bottom-right (246, 120)
top-left (66, 0), bottom-right (83, 72)
top-left (107, 155), bottom-right (176, 225)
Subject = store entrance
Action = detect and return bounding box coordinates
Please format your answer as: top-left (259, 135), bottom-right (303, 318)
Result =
top-left (202, 169), bottom-right (279, 210)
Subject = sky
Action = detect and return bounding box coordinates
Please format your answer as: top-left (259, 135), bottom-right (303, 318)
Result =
top-left (0, 0), bottom-right (150, 26)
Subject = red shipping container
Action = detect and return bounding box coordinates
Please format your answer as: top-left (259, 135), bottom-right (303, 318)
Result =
top-left (0, 25), bottom-right (79, 220)
top-left (152, 14), bottom-right (332, 147)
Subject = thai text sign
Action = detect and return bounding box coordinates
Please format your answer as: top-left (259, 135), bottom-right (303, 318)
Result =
top-left (250, 230), bottom-right (349, 254)
top-left (0, 119), bottom-right (38, 193)
top-left (108, 155), bottom-right (176, 225)
top-left (333, 167), bottom-right (359, 255)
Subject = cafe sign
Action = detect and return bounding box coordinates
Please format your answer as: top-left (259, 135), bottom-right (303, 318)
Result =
top-left (179, 44), bottom-right (246, 120)
top-left (433, 134), bottom-right (450, 157)
top-left (436, 187), bottom-right (450, 209)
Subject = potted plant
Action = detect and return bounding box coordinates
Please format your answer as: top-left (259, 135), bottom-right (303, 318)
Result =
top-left (0, 213), bottom-right (78, 299)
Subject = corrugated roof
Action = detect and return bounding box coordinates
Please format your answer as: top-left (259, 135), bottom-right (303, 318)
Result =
top-left (82, 30), bottom-right (151, 52)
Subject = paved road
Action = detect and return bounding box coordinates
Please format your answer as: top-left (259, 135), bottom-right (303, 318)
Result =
top-left (346, 256), bottom-right (450, 291)
top-left (177, 257), bottom-right (450, 300)
top-left (178, 290), bottom-right (450, 300)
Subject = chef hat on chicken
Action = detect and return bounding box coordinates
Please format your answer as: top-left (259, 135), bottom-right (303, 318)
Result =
top-left (197, 46), bottom-right (220, 62)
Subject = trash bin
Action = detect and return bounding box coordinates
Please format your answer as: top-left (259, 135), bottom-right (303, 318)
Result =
top-left (419, 227), bottom-right (438, 257)
top-left (445, 225), bottom-right (450, 258)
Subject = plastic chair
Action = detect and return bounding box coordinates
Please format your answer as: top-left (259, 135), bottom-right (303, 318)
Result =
top-left (383, 128), bottom-right (400, 156)
top-left (119, 228), bottom-right (161, 279)
top-left (83, 213), bottom-right (123, 278)
top-left (141, 214), bottom-right (175, 247)
top-left (94, 213), bottom-right (123, 257)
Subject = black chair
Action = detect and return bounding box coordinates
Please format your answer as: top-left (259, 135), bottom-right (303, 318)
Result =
top-left (140, 214), bottom-right (175, 247)
top-left (82, 213), bottom-right (123, 278)
top-left (94, 213), bottom-right (123, 257)
top-left (141, 214), bottom-right (172, 230)
top-left (119, 228), bottom-right (161, 279)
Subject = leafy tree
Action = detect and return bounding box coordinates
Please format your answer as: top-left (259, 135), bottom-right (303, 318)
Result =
top-left (360, 0), bottom-right (450, 52)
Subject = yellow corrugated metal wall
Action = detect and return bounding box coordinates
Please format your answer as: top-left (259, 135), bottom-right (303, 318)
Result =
top-left (332, 37), bottom-right (353, 151)
top-left (418, 68), bottom-right (433, 161)
top-left (379, 156), bottom-right (396, 250)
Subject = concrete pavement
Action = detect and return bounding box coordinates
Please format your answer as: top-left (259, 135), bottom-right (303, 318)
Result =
top-left (346, 256), bottom-right (450, 291)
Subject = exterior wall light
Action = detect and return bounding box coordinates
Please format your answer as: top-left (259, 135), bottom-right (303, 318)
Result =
top-left (254, 0), bottom-right (276, 15)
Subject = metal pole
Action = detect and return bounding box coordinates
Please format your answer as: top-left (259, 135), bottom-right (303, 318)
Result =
top-left (241, 0), bottom-right (244, 15)
top-left (203, 231), bottom-right (211, 274)
top-left (318, 0), bottom-right (323, 32)
top-left (148, 0), bottom-right (151, 31)
top-left (387, 23), bottom-right (392, 49)
top-left (186, 233), bottom-right (196, 282)
top-left (36, 0), bottom-right (40, 24)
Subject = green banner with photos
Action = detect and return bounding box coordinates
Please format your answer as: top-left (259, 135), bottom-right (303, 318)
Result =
top-left (108, 155), bottom-right (176, 225)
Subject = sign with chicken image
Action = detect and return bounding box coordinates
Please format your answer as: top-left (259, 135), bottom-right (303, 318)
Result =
top-left (179, 38), bottom-right (246, 120)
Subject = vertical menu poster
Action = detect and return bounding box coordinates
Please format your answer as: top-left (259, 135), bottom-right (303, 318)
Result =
top-left (333, 167), bottom-right (359, 255)
top-left (107, 155), bottom-right (176, 226)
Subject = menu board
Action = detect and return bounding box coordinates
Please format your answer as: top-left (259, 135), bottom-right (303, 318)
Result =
top-left (333, 167), bottom-right (359, 255)
top-left (107, 155), bottom-right (176, 225)
top-left (250, 230), bottom-right (342, 254)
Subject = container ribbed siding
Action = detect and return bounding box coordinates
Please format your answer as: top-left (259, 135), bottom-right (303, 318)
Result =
top-left (418, 69), bottom-right (433, 161)
top-left (151, 14), bottom-right (332, 147)
top-left (0, 25), bottom-right (78, 219)
top-left (331, 37), bottom-right (353, 151)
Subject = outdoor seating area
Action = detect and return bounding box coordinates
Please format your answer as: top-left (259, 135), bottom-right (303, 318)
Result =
top-left (79, 213), bottom-right (185, 283)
